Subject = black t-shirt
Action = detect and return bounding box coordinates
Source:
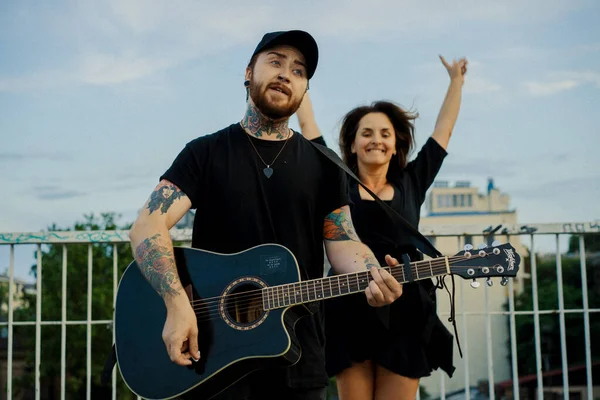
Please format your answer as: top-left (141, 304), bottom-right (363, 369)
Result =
top-left (350, 137), bottom-right (447, 263)
top-left (161, 123), bottom-right (349, 388)
top-left (314, 136), bottom-right (448, 338)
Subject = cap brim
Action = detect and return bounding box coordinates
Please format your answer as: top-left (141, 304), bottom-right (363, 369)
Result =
top-left (258, 30), bottom-right (319, 79)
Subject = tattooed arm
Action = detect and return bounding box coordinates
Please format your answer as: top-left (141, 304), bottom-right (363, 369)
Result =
top-left (323, 206), bottom-right (403, 307)
top-left (129, 179), bottom-right (200, 366)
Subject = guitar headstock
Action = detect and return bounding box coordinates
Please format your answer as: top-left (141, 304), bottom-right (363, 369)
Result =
top-left (450, 242), bottom-right (520, 287)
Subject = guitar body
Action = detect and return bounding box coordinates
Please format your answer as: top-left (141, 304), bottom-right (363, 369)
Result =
top-left (114, 244), bottom-right (308, 400)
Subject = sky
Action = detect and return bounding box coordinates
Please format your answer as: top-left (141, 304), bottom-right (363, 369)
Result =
top-left (1, 0), bottom-right (599, 281)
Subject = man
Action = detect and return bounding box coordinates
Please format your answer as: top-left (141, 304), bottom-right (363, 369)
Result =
top-left (129, 30), bottom-right (403, 399)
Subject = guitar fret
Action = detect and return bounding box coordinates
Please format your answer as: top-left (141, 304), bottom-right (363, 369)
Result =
top-left (363, 271), bottom-right (369, 290)
top-left (294, 283), bottom-right (300, 304)
top-left (346, 274), bottom-right (350, 294)
top-left (280, 286), bottom-right (285, 307)
top-left (415, 264), bottom-right (420, 280)
top-left (264, 288), bottom-right (270, 310)
top-left (319, 280), bottom-right (324, 300)
top-left (429, 259), bottom-right (433, 278)
top-left (282, 284), bottom-right (288, 307)
top-left (337, 276), bottom-right (342, 295)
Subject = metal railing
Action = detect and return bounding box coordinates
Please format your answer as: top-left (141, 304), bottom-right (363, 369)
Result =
top-left (0, 221), bottom-right (598, 400)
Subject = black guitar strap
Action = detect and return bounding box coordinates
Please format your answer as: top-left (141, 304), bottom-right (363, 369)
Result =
top-left (310, 141), bottom-right (442, 259)
top-left (99, 142), bottom-right (446, 385)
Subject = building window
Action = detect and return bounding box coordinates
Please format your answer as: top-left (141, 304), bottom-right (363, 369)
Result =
top-left (437, 195), bottom-right (443, 208)
top-left (467, 194), bottom-right (472, 207)
top-left (452, 194), bottom-right (458, 207)
top-left (446, 195), bottom-right (452, 207)
top-left (464, 235), bottom-right (473, 247)
top-left (460, 194), bottom-right (465, 207)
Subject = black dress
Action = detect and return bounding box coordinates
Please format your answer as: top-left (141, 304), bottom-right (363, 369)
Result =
top-left (322, 137), bottom-right (455, 379)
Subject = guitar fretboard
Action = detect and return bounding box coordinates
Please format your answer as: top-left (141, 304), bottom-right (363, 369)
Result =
top-left (262, 257), bottom-right (448, 310)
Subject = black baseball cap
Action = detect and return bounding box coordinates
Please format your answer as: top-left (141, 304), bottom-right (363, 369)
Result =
top-left (250, 30), bottom-right (319, 79)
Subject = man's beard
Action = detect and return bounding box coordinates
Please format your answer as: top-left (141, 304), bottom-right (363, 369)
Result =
top-left (249, 79), bottom-right (302, 120)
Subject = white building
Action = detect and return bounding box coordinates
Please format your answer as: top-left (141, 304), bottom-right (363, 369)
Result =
top-left (419, 179), bottom-right (526, 399)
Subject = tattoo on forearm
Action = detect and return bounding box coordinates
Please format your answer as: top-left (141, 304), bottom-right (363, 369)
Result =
top-left (135, 233), bottom-right (182, 298)
top-left (357, 252), bottom-right (379, 269)
top-left (147, 181), bottom-right (185, 215)
top-left (323, 207), bottom-right (360, 241)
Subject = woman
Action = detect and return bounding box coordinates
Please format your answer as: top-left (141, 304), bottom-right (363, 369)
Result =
top-left (297, 55), bottom-right (467, 400)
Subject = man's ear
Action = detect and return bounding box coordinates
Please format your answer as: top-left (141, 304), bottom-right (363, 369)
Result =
top-left (245, 67), bottom-right (252, 82)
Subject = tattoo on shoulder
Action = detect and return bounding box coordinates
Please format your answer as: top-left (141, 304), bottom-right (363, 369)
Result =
top-left (323, 207), bottom-right (360, 241)
top-left (135, 233), bottom-right (182, 298)
top-left (147, 181), bottom-right (185, 215)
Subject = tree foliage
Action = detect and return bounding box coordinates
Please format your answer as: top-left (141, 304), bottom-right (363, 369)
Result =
top-left (13, 213), bottom-right (137, 398)
top-left (512, 251), bottom-right (600, 376)
top-left (568, 233), bottom-right (600, 254)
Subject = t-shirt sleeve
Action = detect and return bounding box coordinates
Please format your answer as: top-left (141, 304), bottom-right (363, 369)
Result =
top-left (393, 137), bottom-right (448, 205)
top-left (160, 139), bottom-right (207, 209)
top-left (320, 154), bottom-right (351, 217)
top-left (310, 136), bottom-right (328, 147)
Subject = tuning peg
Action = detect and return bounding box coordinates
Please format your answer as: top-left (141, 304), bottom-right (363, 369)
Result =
top-left (486, 278), bottom-right (493, 287)
top-left (478, 243), bottom-right (488, 250)
top-left (492, 240), bottom-right (501, 247)
top-left (470, 279), bottom-right (480, 289)
top-left (501, 277), bottom-right (509, 286)
top-left (464, 244), bottom-right (474, 251)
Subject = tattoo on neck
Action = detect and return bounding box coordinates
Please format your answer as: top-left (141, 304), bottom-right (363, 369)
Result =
top-left (241, 102), bottom-right (289, 139)
top-left (135, 233), bottom-right (183, 298)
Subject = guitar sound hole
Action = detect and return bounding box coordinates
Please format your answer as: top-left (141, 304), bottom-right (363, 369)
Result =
top-left (224, 283), bottom-right (265, 326)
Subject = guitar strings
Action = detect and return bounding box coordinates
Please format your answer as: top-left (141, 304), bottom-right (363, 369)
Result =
top-left (190, 263), bottom-right (466, 324)
top-left (187, 255), bottom-right (484, 317)
top-left (185, 254), bottom-right (467, 310)
top-left (186, 255), bottom-right (496, 323)
top-left (186, 254), bottom-right (474, 308)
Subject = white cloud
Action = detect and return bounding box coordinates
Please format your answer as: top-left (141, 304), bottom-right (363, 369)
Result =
top-left (553, 71), bottom-right (600, 87)
top-left (465, 76), bottom-right (502, 94)
top-left (524, 80), bottom-right (580, 96)
top-left (77, 52), bottom-right (174, 85)
top-left (524, 70), bottom-right (600, 96)
top-left (1, 0), bottom-right (595, 91)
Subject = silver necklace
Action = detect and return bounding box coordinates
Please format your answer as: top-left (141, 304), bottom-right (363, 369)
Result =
top-left (244, 129), bottom-right (292, 178)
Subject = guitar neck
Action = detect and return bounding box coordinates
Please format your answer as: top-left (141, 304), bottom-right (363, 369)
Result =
top-left (262, 256), bottom-right (451, 310)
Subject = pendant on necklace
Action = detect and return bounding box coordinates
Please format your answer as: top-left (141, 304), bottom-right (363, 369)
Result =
top-left (263, 166), bottom-right (273, 178)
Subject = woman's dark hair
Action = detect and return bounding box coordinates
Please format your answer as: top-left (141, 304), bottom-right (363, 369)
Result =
top-left (339, 101), bottom-right (417, 175)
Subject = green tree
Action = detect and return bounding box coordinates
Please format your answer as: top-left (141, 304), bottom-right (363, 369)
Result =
top-left (568, 234), bottom-right (600, 253)
top-left (15, 213), bottom-right (137, 398)
top-left (512, 253), bottom-right (600, 376)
